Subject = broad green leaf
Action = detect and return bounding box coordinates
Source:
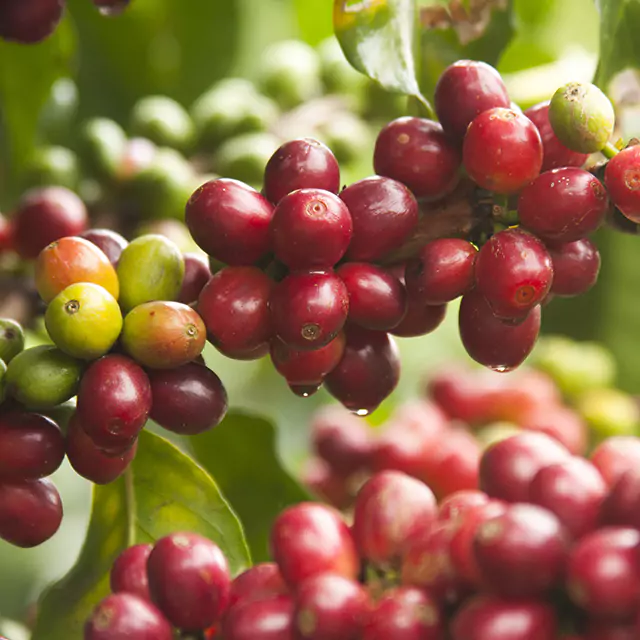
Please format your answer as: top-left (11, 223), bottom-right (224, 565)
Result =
top-left (295, 0), bottom-right (335, 45)
top-left (189, 411), bottom-right (312, 562)
top-left (32, 431), bottom-right (250, 640)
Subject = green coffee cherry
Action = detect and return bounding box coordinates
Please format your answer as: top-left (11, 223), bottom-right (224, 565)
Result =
top-left (38, 78), bottom-right (79, 145)
top-left (549, 82), bottom-right (615, 154)
top-left (215, 132), bottom-right (281, 187)
top-left (130, 95), bottom-right (195, 152)
top-left (576, 387), bottom-right (640, 439)
top-left (319, 113), bottom-right (372, 165)
top-left (25, 146), bottom-right (79, 190)
top-left (317, 37), bottom-right (367, 99)
top-left (78, 117), bottom-right (127, 181)
top-left (0, 318), bottom-right (25, 363)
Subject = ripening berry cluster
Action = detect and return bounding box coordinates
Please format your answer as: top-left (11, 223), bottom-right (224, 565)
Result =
top-left (86, 428), bottom-right (640, 639)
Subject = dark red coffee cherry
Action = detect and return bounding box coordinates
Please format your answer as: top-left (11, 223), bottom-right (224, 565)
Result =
top-left (340, 176), bottom-right (419, 261)
top-left (518, 168), bottom-right (608, 243)
top-left (325, 326), bottom-right (400, 415)
top-left (337, 262), bottom-right (407, 330)
top-left (80, 229), bottom-right (128, 266)
top-left (547, 238), bottom-right (601, 297)
top-left (84, 593), bottom-right (173, 640)
top-left (0, 411), bottom-right (65, 482)
top-left (458, 289), bottom-right (541, 372)
top-left (223, 595), bottom-right (294, 640)
top-left (270, 502), bottom-right (359, 588)
top-left (198, 266), bottom-right (273, 359)
top-left (600, 469), bottom-right (640, 529)
top-left (13, 186), bottom-right (88, 259)
top-left (524, 101), bottom-right (589, 171)
top-left (186, 178), bottom-right (275, 265)
top-left (264, 138), bottom-right (340, 205)
top-left (178, 252), bottom-right (212, 304)
top-left (66, 412), bottom-right (137, 485)
top-left (405, 238), bottom-right (477, 305)
top-left (434, 60), bottom-right (510, 143)
top-left (110, 544), bottom-right (153, 602)
top-left (270, 270), bottom-right (349, 350)
top-left (362, 587), bottom-right (444, 640)
top-left (228, 563), bottom-right (288, 614)
top-left (271, 188), bottom-right (352, 269)
top-left (76, 355), bottom-right (152, 454)
top-left (302, 457), bottom-right (352, 510)
top-left (0, 478), bottom-right (63, 547)
top-left (463, 108), bottom-right (543, 194)
top-left (0, 0), bottom-right (64, 44)
top-left (147, 532), bottom-right (231, 631)
top-left (474, 228), bottom-right (553, 320)
top-left (373, 117), bottom-right (461, 200)
top-left (270, 333), bottom-right (345, 387)
top-left (148, 362), bottom-right (228, 435)
top-left (389, 298), bottom-right (447, 337)
top-left (605, 145), bottom-right (640, 223)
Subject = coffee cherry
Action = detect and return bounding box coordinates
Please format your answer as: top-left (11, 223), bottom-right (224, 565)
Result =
top-left (353, 470), bottom-right (437, 566)
top-left (439, 490), bottom-right (491, 523)
top-left (147, 532), bottom-right (231, 631)
top-left (76, 355), bottom-right (151, 453)
top-left (0, 212), bottom-right (13, 253)
top-left (389, 298), bottom-right (447, 337)
top-left (458, 289), bottom-right (541, 372)
top-left (270, 503), bottom-right (359, 587)
top-left (110, 544), bottom-right (153, 601)
top-left (263, 139), bottom-right (340, 204)
top-left (223, 595), bottom-right (294, 640)
top-left (186, 178), bottom-right (274, 265)
top-left (84, 593), bottom-right (173, 640)
top-left (463, 108), bottom-right (543, 193)
top-left (0, 411), bottom-right (65, 482)
top-left (362, 587), bottom-right (444, 640)
top-left (228, 563), bottom-right (288, 614)
top-left (270, 271), bottom-right (349, 350)
top-left (600, 469), bottom-right (640, 529)
top-left (325, 326), bottom-right (400, 414)
top-left (590, 436), bottom-right (640, 486)
top-left (178, 252), bottom-right (212, 304)
top-left (302, 457), bottom-right (352, 510)
top-left (0, 0), bottom-right (64, 45)
top-left (271, 189), bottom-right (352, 270)
top-left (567, 527), bottom-right (640, 619)
top-left (198, 266), bottom-right (273, 359)
top-left (294, 573), bottom-right (369, 640)
top-left (434, 60), bottom-right (510, 142)
top-left (479, 431), bottom-right (570, 503)
top-left (148, 362), bottom-right (228, 435)
top-left (524, 101), bottom-right (589, 171)
top-left (547, 238), bottom-right (601, 297)
top-left (0, 318), bottom-right (24, 364)
top-left (66, 412), bottom-right (138, 484)
top-left (605, 145), bottom-right (640, 222)
top-left (340, 176), bottom-right (419, 261)
top-left (79, 229), bottom-right (127, 266)
top-left (0, 478), bottom-right (63, 547)
top-left (374, 117), bottom-right (461, 200)
top-left (520, 404), bottom-right (588, 455)
top-left (474, 228), bottom-right (553, 320)
top-left (13, 187), bottom-right (87, 260)
top-left (585, 621), bottom-right (637, 640)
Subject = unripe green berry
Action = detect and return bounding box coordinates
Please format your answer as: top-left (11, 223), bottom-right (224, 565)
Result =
top-left (576, 387), bottom-right (640, 439)
top-left (214, 132), bottom-right (281, 188)
top-left (130, 95), bottom-right (195, 152)
top-left (25, 146), bottom-right (79, 191)
top-left (78, 117), bottom-right (127, 182)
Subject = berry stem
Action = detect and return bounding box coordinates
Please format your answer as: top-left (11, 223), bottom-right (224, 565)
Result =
top-left (412, 93), bottom-right (437, 121)
top-left (124, 465), bottom-right (136, 548)
top-left (602, 141), bottom-right (620, 159)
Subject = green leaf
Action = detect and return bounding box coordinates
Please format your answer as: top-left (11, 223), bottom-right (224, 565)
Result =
top-left (189, 411), bottom-right (312, 563)
top-left (295, 0), bottom-right (335, 45)
top-left (333, 0), bottom-right (433, 115)
top-left (594, 0), bottom-right (640, 90)
top-left (32, 431), bottom-right (250, 640)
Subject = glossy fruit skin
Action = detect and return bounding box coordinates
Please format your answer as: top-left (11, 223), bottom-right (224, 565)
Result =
top-left (601, 469), bottom-right (640, 529)
top-left (463, 108), bottom-right (543, 193)
top-left (66, 412), bottom-right (138, 484)
top-left (389, 299), bottom-right (447, 338)
top-left (0, 478), bottom-right (63, 547)
top-left (373, 117), bottom-right (461, 200)
top-left (13, 187), bottom-right (88, 260)
top-left (84, 593), bottom-right (173, 640)
top-left (0, 212), bottom-right (13, 253)
top-left (605, 145), bottom-right (640, 222)
top-left (35, 236), bottom-right (119, 303)
top-left (148, 362), bottom-right (228, 435)
top-left (524, 101), bottom-right (589, 171)
top-left (223, 595), bottom-right (294, 640)
top-left (121, 301), bottom-right (206, 369)
top-left (474, 228), bottom-right (553, 320)
top-left (0, 318), bottom-right (24, 364)
top-left (518, 168), bottom-right (608, 243)
top-left (362, 587), bottom-right (444, 640)
top-left (186, 178), bottom-right (275, 265)
top-left (178, 252), bottom-right (211, 304)
top-left (434, 60), bottom-right (510, 143)
top-left (79, 228), bottom-right (128, 266)
top-left (591, 436), bottom-right (640, 487)
top-left (405, 238), bottom-right (477, 305)
top-left (547, 238), bottom-right (601, 297)
top-left (0, 0), bottom-right (64, 44)
top-left (270, 271), bottom-right (349, 350)
top-left (110, 544), bottom-right (153, 601)
top-left (325, 326), bottom-right (400, 414)
top-left (228, 563), bottom-right (288, 613)
top-left (198, 266), bottom-right (273, 358)
top-left (76, 355), bottom-right (151, 453)
top-left (270, 502), bottom-right (359, 588)
top-left (340, 176), bottom-right (419, 261)
top-left (458, 290), bottom-right (541, 372)
top-left (0, 411), bottom-right (65, 482)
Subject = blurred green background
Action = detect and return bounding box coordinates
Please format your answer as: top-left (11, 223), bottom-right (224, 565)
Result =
top-left (2, 0), bottom-right (639, 634)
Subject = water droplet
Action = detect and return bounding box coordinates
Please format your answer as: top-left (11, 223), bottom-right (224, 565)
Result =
top-left (488, 364), bottom-right (513, 373)
top-left (355, 408), bottom-right (369, 417)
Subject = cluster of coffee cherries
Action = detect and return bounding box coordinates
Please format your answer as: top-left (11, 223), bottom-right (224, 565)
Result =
top-left (86, 427), bottom-right (640, 639)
